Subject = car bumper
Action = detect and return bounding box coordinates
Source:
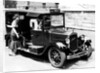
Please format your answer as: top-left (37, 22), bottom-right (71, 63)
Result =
top-left (66, 47), bottom-right (93, 60)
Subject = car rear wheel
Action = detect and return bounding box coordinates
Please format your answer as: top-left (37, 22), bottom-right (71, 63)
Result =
top-left (48, 47), bottom-right (66, 68)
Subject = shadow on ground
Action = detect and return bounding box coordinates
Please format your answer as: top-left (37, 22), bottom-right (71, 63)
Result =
top-left (17, 50), bottom-right (90, 69)
top-left (18, 50), bottom-right (49, 63)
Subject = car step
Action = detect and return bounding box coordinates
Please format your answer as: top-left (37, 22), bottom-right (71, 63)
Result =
top-left (26, 42), bottom-right (43, 49)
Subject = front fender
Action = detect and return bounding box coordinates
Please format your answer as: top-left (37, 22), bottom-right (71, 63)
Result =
top-left (42, 42), bottom-right (68, 56)
top-left (56, 42), bottom-right (66, 48)
top-left (52, 42), bottom-right (67, 52)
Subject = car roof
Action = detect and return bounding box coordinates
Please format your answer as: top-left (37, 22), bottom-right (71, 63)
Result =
top-left (5, 9), bottom-right (64, 16)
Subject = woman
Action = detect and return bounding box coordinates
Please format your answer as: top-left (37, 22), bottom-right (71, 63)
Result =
top-left (7, 14), bottom-right (24, 56)
top-left (7, 14), bottom-right (20, 40)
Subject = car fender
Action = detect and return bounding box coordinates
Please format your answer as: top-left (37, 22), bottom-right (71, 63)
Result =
top-left (41, 42), bottom-right (67, 56)
top-left (48, 42), bottom-right (66, 51)
top-left (56, 42), bottom-right (66, 48)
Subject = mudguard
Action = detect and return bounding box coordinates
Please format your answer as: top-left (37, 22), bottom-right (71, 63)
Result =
top-left (47, 42), bottom-right (67, 52)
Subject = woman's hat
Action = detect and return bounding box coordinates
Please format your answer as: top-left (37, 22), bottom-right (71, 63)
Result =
top-left (13, 14), bottom-right (19, 19)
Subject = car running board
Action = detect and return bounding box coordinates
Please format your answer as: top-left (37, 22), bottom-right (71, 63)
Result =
top-left (26, 42), bottom-right (43, 49)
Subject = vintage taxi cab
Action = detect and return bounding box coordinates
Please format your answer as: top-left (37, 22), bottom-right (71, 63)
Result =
top-left (5, 9), bottom-right (93, 68)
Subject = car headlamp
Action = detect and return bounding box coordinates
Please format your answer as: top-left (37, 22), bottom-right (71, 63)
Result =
top-left (84, 36), bottom-right (91, 42)
top-left (80, 35), bottom-right (91, 43)
top-left (65, 38), bottom-right (70, 44)
top-left (80, 35), bottom-right (85, 41)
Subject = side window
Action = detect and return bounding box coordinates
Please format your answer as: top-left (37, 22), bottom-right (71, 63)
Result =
top-left (30, 19), bottom-right (41, 31)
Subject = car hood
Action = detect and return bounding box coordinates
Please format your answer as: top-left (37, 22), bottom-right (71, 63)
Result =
top-left (49, 28), bottom-right (72, 36)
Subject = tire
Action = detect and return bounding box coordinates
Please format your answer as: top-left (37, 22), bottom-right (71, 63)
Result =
top-left (8, 40), bottom-right (21, 55)
top-left (48, 47), bottom-right (66, 68)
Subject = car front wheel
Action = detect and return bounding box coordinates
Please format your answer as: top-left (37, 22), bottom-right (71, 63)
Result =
top-left (48, 47), bottom-right (66, 68)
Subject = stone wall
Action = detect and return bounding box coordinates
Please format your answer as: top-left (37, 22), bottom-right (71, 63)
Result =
top-left (65, 11), bottom-right (95, 31)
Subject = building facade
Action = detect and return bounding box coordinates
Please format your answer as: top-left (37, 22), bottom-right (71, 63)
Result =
top-left (4, 0), bottom-right (95, 31)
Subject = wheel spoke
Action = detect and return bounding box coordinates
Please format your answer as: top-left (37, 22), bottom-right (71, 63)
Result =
top-left (50, 49), bottom-right (61, 64)
top-left (48, 48), bottom-right (66, 68)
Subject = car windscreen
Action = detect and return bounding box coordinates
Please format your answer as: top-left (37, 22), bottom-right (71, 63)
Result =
top-left (51, 15), bottom-right (63, 27)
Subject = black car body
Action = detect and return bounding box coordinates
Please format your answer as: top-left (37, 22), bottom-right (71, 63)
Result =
top-left (5, 9), bottom-right (93, 68)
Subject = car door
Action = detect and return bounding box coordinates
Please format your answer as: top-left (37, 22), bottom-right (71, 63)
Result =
top-left (30, 18), bottom-right (50, 46)
top-left (31, 30), bottom-right (50, 46)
